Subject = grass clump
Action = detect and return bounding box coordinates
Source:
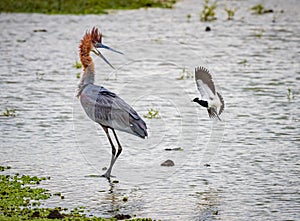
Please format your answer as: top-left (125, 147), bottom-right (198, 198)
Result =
top-left (225, 7), bottom-right (237, 20)
top-left (0, 0), bottom-right (177, 14)
top-left (144, 108), bottom-right (161, 119)
top-left (200, 0), bottom-right (217, 22)
top-left (73, 60), bottom-right (82, 69)
top-left (238, 59), bottom-right (248, 66)
top-left (0, 166), bottom-right (158, 220)
top-left (177, 67), bottom-right (193, 80)
top-left (1, 108), bottom-right (16, 117)
top-left (250, 4), bottom-right (273, 15)
top-left (287, 88), bottom-right (295, 101)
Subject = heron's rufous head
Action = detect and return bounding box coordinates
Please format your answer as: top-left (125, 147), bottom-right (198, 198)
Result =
top-left (90, 27), bottom-right (123, 69)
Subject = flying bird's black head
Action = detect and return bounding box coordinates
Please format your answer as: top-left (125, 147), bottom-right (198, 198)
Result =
top-left (192, 98), bottom-right (208, 108)
top-left (193, 97), bottom-right (200, 102)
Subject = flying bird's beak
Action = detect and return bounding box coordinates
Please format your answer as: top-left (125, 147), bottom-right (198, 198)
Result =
top-left (93, 43), bottom-right (123, 69)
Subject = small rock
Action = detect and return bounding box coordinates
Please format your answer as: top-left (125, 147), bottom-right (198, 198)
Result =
top-left (205, 26), bottom-right (211, 32)
top-left (164, 147), bottom-right (183, 151)
top-left (33, 29), bottom-right (47, 32)
top-left (161, 159), bottom-right (175, 167)
top-left (204, 163), bottom-right (211, 167)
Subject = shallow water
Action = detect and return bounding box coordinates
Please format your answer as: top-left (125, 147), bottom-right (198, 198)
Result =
top-left (0, 0), bottom-right (299, 220)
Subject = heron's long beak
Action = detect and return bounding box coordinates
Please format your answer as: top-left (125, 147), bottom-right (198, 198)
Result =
top-left (93, 43), bottom-right (123, 69)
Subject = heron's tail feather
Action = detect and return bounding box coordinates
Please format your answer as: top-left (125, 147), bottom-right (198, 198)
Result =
top-left (129, 117), bottom-right (148, 139)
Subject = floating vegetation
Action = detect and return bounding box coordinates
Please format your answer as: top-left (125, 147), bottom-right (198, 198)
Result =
top-left (287, 88), bottom-right (295, 101)
top-left (250, 4), bottom-right (273, 15)
top-left (151, 38), bottom-right (162, 43)
top-left (186, 13), bottom-right (191, 22)
top-left (238, 59), bottom-right (248, 66)
top-left (225, 7), bottom-right (237, 20)
top-left (74, 60), bottom-right (82, 69)
top-left (1, 108), bottom-right (16, 117)
top-left (144, 108), bottom-right (161, 119)
top-left (0, 166), bottom-right (156, 220)
top-left (0, 165), bottom-right (11, 171)
top-left (177, 67), bottom-right (193, 80)
top-left (36, 72), bottom-right (45, 80)
top-left (200, 0), bottom-right (217, 22)
top-left (252, 28), bottom-right (265, 38)
top-left (76, 73), bottom-right (81, 79)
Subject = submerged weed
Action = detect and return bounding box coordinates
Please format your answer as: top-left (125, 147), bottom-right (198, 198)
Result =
top-left (200, 0), bottom-right (217, 22)
top-left (144, 108), bottom-right (161, 119)
top-left (0, 166), bottom-right (158, 220)
top-left (1, 108), bottom-right (16, 117)
top-left (187, 13), bottom-right (191, 22)
top-left (251, 4), bottom-right (273, 15)
top-left (73, 60), bottom-right (82, 69)
top-left (253, 29), bottom-right (265, 38)
top-left (225, 7), bottom-right (237, 20)
top-left (177, 67), bottom-right (193, 80)
top-left (238, 59), bottom-right (248, 66)
top-left (287, 88), bottom-right (295, 101)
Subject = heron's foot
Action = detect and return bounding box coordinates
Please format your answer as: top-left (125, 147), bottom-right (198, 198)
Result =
top-left (101, 173), bottom-right (115, 179)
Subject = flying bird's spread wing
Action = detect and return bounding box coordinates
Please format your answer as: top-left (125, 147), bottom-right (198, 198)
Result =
top-left (217, 92), bottom-right (225, 115)
top-left (195, 66), bottom-right (216, 100)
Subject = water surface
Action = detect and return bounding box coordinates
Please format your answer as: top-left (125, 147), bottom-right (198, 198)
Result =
top-left (0, 0), bottom-right (299, 220)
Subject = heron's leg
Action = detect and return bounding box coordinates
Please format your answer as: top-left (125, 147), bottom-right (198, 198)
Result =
top-left (101, 125), bottom-right (116, 178)
top-left (105, 129), bottom-right (123, 173)
top-left (112, 129), bottom-right (122, 159)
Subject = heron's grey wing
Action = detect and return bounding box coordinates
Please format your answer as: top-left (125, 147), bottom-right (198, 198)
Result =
top-left (95, 88), bottom-right (147, 138)
top-left (195, 66), bottom-right (216, 100)
top-left (217, 92), bottom-right (225, 115)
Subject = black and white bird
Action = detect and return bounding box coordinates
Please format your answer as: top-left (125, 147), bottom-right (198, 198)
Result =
top-left (193, 66), bottom-right (224, 120)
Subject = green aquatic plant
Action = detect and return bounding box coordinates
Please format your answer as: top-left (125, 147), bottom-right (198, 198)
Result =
top-left (1, 108), bottom-right (16, 117)
top-left (187, 13), bottom-right (191, 22)
top-left (0, 166), bottom-right (156, 220)
top-left (253, 29), bottom-right (264, 38)
top-left (36, 72), bottom-right (45, 80)
top-left (76, 73), bottom-right (81, 79)
top-left (144, 108), bottom-right (161, 119)
top-left (287, 88), bottom-right (295, 101)
top-left (74, 60), bottom-right (82, 69)
top-left (0, 169), bottom-right (51, 219)
top-left (200, 0), bottom-right (217, 22)
top-left (225, 7), bottom-right (237, 20)
top-left (251, 4), bottom-right (273, 15)
top-left (177, 67), bottom-right (193, 80)
top-left (238, 59), bottom-right (248, 66)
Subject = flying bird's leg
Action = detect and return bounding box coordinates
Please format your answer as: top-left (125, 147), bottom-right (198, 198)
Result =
top-left (101, 125), bottom-right (116, 178)
top-left (212, 109), bottom-right (222, 121)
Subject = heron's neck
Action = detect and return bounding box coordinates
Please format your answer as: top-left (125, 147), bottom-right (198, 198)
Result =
top-left (77, 63), bottom-right (95, 96)
top-left (81, 63), bottom-right (95, 84)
